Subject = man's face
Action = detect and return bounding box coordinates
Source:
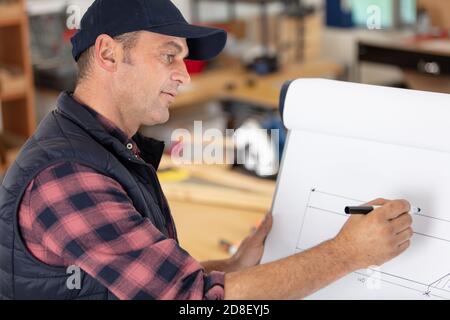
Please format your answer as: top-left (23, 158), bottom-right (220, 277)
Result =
top-left (114, 31), bottom-right (191, 127)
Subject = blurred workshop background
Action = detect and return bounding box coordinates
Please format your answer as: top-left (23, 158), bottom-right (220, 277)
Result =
top-left (0, 0), bottom-right (449, 261)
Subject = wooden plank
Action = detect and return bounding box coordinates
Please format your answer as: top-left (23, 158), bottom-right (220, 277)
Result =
top-left (0, 69), bottom-right (27, 101)
top-left (161, 181), bottom-right (272, 212)
top-left (0, 2), bottom-right (22, 28)
top-left (0, 91), bottom-right (26, 102)
top-left (187, 165), bottom-right (276, 196)
top-left (0, 17), bottom-right (22, 28)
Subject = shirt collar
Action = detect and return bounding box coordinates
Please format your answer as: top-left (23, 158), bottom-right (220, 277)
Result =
top-left (78, 99), bottom-right (142, 156)
top-left (56, 92), bottom-right (165, 169)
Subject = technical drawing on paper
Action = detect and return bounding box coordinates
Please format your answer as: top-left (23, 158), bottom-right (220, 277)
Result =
top-left (294, 188), bottom-right (450, 300)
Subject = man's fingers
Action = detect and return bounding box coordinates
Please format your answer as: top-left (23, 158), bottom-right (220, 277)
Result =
top-left (390, 213), bottom-right (413, 234)
top-left (380, 199), bottom-right (411, 220)
top-left (261, 213), bottom-right (273, 232)
top-left (397, 240), bottom-right (411, 254)
top-left (255, 213), bottom-right (273, 240)
top-left (395, 227), bottom-right (414, 246)
top-left (384, 199), bottom-right (411, 220)
top-left (363, 198), bottom-right (389, 206)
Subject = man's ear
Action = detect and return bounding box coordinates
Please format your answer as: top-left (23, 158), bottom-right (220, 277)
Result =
top-left (93, 34), bottom-right (119, 72)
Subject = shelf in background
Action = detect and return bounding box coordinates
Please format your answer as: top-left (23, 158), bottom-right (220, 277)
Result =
top-left (0, 68), bottom-right (27, 102)
top-left (0, 2), bottom-right (23, 28)
top-left (0, 129), bottom-right (25, 177)
top-left (0, 0), bottom-right (35, 172)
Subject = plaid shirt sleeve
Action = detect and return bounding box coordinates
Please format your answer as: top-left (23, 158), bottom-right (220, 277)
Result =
top-left (18, 161), bottom-right (225, 300)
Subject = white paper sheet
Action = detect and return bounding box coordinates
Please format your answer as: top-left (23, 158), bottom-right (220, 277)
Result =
top-left (262, 79), bottom-right (450, 299)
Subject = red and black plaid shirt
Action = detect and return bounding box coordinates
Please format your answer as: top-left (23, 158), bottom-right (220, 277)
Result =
top-left (18, 103), bottom-right (224, 300)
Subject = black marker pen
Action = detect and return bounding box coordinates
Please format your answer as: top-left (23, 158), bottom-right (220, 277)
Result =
top-left (345, 205), bottom-right (421, 215)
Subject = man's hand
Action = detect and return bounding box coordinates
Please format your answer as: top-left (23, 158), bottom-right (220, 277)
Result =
top-left (228, 213), bottom-right (273, 272)
top-left (334, 198), bottom-right (414, 270)
top-left (225, 199), bottom-right (414, 299)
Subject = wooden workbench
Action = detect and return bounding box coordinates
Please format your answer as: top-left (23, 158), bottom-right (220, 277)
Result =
top-left (170, 200), bottom-right (265, 261)
top-left (158, 155), bottom-right (276, 261)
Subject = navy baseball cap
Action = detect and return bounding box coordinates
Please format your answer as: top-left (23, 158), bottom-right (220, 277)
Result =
top-left (71, 0), bottom-right (227, 61)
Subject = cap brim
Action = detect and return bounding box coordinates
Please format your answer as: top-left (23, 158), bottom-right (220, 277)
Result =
top-left (146, 23), bottom-right (227, 61)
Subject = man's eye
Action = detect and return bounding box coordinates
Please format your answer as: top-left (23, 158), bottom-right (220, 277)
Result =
top-left (164, 54), bottom-right (175, 63)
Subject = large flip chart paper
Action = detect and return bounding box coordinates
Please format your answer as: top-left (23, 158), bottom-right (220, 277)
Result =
top-left (262, 79), bottom-right (450, 299)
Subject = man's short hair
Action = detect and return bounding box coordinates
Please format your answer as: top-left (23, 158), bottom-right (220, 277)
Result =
top-left (76, 31), bottom-right (140, 84)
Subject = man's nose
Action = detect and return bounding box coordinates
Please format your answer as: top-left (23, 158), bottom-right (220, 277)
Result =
top-left (172, 61), bottom-right (191, 85)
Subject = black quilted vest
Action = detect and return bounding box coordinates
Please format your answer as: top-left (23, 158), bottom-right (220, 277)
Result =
top-left (0, 92), bottom-right (176, 299)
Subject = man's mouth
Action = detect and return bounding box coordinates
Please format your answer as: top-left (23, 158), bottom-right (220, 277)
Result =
top-left (161, 91), bottom-right (177, 98)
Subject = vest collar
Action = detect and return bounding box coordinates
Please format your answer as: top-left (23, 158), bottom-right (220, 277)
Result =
top-left (55, 92), bottom-right (165, 169)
